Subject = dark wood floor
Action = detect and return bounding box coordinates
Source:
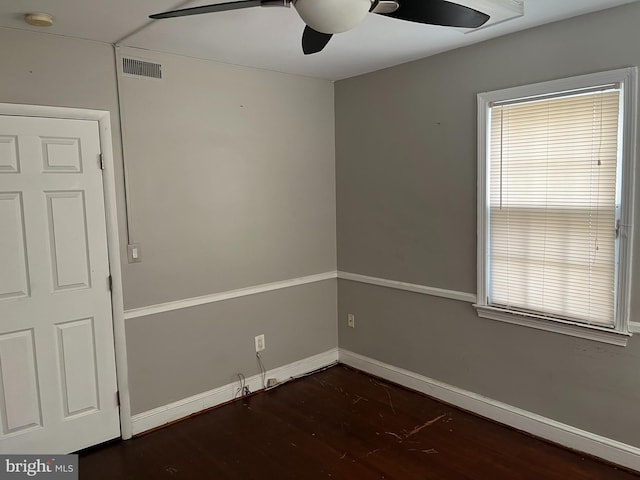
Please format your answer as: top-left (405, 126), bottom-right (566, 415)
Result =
top-left (80, 365), bottom-right (639, 479)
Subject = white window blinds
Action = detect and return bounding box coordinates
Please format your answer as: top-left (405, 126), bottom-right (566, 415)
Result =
top-left (488, 88), bottom-right (621, 327)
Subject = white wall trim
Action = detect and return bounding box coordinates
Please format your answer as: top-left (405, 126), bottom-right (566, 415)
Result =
top-left (475, 305), bottom-right (630, 347)
top-left (124, 271), bottom-right (338, 319)
top-left (131, 348), bottom-right (339, 435)
top-left (339, 349), bottom-right (640, 472)
top-left (125, 271), bottom-right (478, 321)
top-left (337, 271), bottom-right (477, 303)
top-left (0, 103), bottom-right (132, 440)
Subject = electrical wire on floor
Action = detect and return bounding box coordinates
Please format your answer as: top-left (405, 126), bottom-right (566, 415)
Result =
top-left (262, 360), bottom-right (339, 392)
top-left (234, 373), bottom-right (250, 399)
top-left (232, 357), bottom-right (340, 401)
top-left (256, 352), bottom-right (266, 390)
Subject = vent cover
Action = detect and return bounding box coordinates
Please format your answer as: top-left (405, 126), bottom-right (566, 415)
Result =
top-left (122, 58), bottom-right (162, 79)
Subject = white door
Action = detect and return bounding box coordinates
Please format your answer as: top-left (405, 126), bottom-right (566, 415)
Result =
top-left (0, 115), bottom-right (120, 453)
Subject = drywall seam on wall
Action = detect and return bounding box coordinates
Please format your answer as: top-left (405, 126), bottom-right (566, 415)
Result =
top-left (123, 271), bottom-right (476, 319)
top-left (339, 349), bottom-right (640, 472)
top-left (130, 348), bottom-right (339, 435)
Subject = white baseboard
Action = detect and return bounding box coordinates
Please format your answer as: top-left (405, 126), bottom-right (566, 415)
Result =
top-left (130, 346), bottom-right (640, 472)
top-left (339, 349), bottom-right (640, 473)
top-left (130, 348), bottom-right (339, 435)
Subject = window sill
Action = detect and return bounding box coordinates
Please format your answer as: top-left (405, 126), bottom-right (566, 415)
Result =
top-left (474, 305), bottom-right (631, 347)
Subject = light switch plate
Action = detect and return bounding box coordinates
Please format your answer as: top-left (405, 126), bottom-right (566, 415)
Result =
top-left (127, 243), bottom-right (142, 263)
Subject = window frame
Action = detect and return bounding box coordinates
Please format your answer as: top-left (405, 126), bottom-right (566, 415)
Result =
top-left (475, 68), bottom-right (637, 346)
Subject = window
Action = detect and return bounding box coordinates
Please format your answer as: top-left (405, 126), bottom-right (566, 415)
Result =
top-left (476, 68), bottom-right (637, 346)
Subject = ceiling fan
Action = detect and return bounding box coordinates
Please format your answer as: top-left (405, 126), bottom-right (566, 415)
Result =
top-left (150, 0), bottom-right (490, 55)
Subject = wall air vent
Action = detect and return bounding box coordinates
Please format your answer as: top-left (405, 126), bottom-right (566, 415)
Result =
top-left (122, 58), bottom-right (162, 79)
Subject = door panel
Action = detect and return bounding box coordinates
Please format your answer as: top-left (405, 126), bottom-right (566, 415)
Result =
top-left (0, 135), bottom-right (19, 172)
top-left (41, 137), bottom-right (82, 173)
top-left (45, 191), bottom-right (91, 291)
top-left (0, 115), bottom-right (119, 454)
top-left (56, 318), bottom-right (99, 417)
top-left (0, 193), bottom-right (30, 300)
top-left (0, 329), bottom-right (42, 434)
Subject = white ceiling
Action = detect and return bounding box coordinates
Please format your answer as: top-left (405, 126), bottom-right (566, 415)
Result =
top-left (1, 0), bottom-right (638, 80)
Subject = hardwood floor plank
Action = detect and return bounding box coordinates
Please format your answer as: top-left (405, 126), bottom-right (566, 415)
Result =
top-left (80, 365), bottom-right (639, 480)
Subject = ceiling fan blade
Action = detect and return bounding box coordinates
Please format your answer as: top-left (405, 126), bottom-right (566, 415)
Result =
top-left (150, 0), bottom-right (264, 19)
top-left (377, 0), bottom-right (489, 28)
top-left (302, 26), bottom-right (333, 55)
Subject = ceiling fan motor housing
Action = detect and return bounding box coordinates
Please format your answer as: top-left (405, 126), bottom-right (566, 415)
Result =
top-left (293, 0), bottom-right (371, 33)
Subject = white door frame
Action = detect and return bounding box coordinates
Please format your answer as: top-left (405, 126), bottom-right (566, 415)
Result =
top-left (0, 103), bottom-right (132, 440)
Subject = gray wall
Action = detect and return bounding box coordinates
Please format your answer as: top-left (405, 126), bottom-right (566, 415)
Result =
top-left (126, 280), bottom-right (336, 413)
top-left (335, 3), bottom-right (640, 447)
top-left (117, 47), bottom-right (337, 413)
top-left (1, 28), bottom-right (337, 415)
top-left (118, 47), bottom-right (336, 309)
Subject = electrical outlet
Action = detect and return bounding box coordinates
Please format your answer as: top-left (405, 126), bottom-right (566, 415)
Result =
top-left (255, 334), bottom-right (265, 352)
top-left (267, 378), bottom-right (278, 388)
top-left (348, 313), bottom-right (355, 328)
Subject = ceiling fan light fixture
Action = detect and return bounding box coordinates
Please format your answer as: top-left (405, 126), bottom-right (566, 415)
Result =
top-left (149, 0), bottom-right (490, 55)
top-left (293, 0), bottom-right (371, 34)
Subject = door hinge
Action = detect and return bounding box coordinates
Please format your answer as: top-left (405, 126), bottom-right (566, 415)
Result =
top-left (99, 153), bottom-right (105, 170)
top-left (108, 274), bottom-right (112, 291)
top-left (116, 391), bottom-right (120, 407)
